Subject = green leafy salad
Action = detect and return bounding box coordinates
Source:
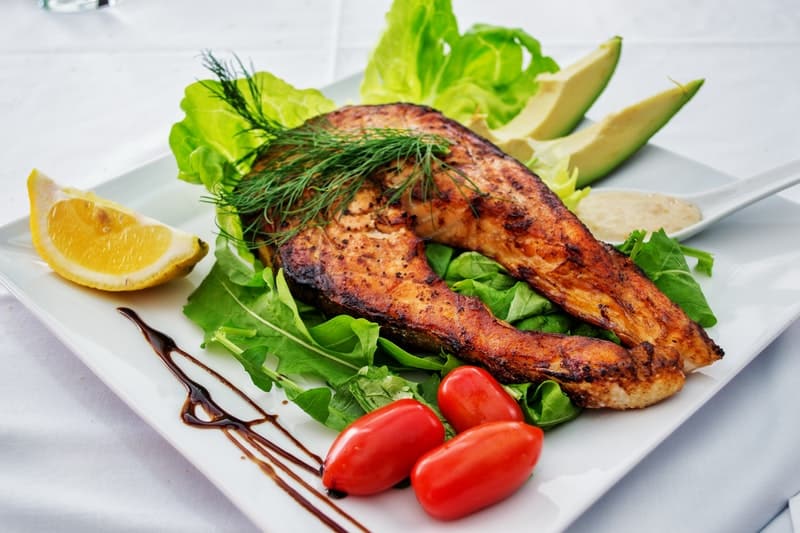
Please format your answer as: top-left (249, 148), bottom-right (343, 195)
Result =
top-left (169, 0), bottom-right (717, 434)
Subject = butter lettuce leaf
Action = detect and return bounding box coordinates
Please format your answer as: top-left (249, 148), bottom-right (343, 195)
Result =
top-left (529, 155), bottom-right (590, 211)
top-left (169, 66), bottom-right (337, 277)
top-left (169, 70), bottom-right (336, 192)
top-left (361, 0), bottom-right (558, 128)
top-left (359, 0), bottom-right (458, 106)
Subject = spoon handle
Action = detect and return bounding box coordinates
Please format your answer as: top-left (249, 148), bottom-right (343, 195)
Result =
top-left (692, 159), bottom-right (800, 222)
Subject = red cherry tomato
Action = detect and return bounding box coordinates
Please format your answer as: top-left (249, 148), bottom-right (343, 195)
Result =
top-left (437, 366), bottom-right (524, 432)
top-left (322, 398), bottom-right (445, 496)
top-left (411, 421), bottom-right (544, 521)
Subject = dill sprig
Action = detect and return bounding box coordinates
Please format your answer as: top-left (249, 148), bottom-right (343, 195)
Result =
top-left (200, 51), bottom-right (481, 247)
top-left (201, 52), bottom-right (283, 138)
top-left (221, 125), bottom-right (456, 245)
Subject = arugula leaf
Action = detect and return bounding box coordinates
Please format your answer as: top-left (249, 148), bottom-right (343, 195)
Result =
top-left (290, 387), bottom-right (337, 425)
top-left (678, 242), bottom-right (715, 276)
top-left (308, 315), bottom-right (380, 364)
top-left (213, 336), bottom-right (366, 431)
top-left (346, 366), bottom-right (456, 437)
top-left (617, 229), bottom-right (717, 327)
top-left (376, 337), bottom-right (459, 372)
top-left (184, 262), bottom-right (461, 432)
top-left (324, 386), bottom-right (368, 431)
top-left (347, 366), bottom-right (414, 408)
top-left (361, 0), bottom-right (558, 128)
top-left (184, 264), bottom-right (376, 386)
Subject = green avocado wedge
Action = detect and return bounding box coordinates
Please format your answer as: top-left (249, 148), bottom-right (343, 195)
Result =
top-left (468, 37), bottom-right (621, 143)
top-left (527, 79), bottom-right (704, 187)
top-left (495, 36), bottom-right (622, 140)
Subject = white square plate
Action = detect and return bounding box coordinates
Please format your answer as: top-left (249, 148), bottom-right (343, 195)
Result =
top-left (2, 74), bottom-right (799, 532)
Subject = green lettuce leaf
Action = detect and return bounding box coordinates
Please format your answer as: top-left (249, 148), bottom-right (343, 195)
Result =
top-left (441, 250), bottom-right (561, 324)
top-left (346, 367), bottom-right (456, 436)
top-left (617, 229), bottom-right (717, 327)
top-left (360, 0), bottom-right (558, 128)
top-left (213, 233), bottom-right (265, 288)
top-left (529, 155), bottom-right (590, 212)
top-left (424, 242), bottom-right (455, 279)
top-left (183, 262), bottom-right (456, 431)
top-left (515, 313), bottom-right (572, 334)
top-left (170, 68), bottom-right (338, 275)
top-left (506, 381), bottom-right (582, 430)
top-left (169, 70), bottom-right (336, 193)
top-left (376, 337), bottom-right (460, 373)
top-left (184, 264), bottom-right (377, 386)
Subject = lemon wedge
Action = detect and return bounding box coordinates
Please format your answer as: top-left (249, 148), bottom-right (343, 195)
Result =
top-left (27, 169), bottom-right (209, 291)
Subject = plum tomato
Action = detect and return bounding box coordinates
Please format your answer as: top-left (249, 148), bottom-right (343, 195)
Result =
top-left (437, 365), bottom-right (524, 432)
top-left (321, 398), bottom-right (445, 496)
top-left (411, 421), bottom-right (544, 521)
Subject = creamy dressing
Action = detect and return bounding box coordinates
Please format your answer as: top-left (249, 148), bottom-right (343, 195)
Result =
top-left (576, 190), bottom-right (702, 242)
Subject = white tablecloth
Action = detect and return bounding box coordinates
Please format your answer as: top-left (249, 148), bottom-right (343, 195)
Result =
top-left (1, 1), bottom-right (798, 531)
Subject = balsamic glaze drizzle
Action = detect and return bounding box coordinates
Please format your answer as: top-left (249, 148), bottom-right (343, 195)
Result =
top-left (118, 307), bottom-right (369, 533)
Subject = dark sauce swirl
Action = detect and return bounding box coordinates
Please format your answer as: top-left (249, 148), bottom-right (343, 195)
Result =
top-left (118, 307), bottom-right (369, 533)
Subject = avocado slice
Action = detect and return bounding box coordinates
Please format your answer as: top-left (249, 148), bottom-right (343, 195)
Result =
top-left (468, 37), bottom-right (621, 142)
top-left (526, 79), bottom-right (704, 187)
top-left (496, 36), bottom-right (622, 140)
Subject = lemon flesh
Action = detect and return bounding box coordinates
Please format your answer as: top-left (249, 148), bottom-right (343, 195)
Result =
top-left (27, 169), bottom-right (209, 291)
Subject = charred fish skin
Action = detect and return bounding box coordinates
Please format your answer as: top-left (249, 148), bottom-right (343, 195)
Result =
top-left (320, 103), bottom-right (724, 373)
top-left (273, 184), bottom-right (685, 409)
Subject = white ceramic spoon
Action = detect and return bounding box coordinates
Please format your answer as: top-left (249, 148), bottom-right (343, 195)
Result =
top-left (580, 159), bottom-right (800, 244)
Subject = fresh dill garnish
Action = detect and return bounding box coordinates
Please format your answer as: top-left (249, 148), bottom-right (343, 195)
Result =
top-left (200, 51), bottom-right (480, 247)
top-left (201, 52), bottom-right (283, 139)
top-left (224, 125), bottom-right (460, 246)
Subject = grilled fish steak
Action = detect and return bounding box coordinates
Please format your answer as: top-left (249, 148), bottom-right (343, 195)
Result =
top-left (246, 103), bottom-right (723, 408)
top-left (317, 104), bottom-right (724, 373)
top-left (269, 183), bottom-right (685, 408)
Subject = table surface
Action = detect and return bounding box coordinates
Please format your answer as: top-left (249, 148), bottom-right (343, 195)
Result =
top-left (1, 1), bottom-right (799, 532)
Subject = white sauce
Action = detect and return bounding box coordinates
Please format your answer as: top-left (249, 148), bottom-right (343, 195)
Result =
top-left (576, 190), bottom-right (702, 242)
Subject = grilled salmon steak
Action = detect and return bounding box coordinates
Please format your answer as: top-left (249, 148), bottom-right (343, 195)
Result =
top-left (270, 183), bottom-right (685, 408)
top-left (320, 104), bottom-right (723, 373)
top-left (248, 103), bottom-right (723, 408)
